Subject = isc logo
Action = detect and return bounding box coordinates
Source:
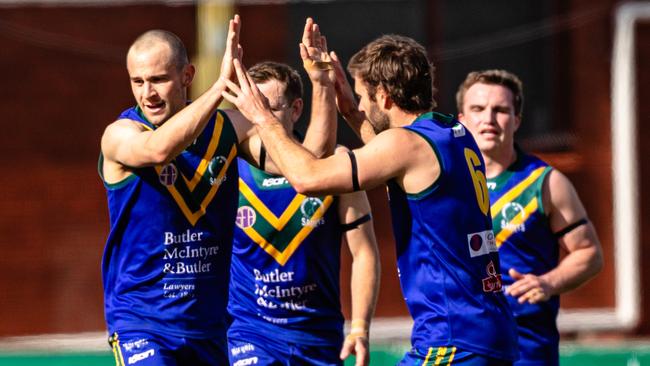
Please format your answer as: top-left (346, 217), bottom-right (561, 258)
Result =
top-left (128, 349), bottom-right (155, 364)
top-left (234, 356), bottom-right (259, 366)
top-left (262, 177), bottom-right (288, 187)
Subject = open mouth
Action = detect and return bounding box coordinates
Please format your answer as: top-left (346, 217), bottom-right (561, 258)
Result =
top-left (145, 101), bottom-right (165, 113)
top-left (480, 129), bottom-right (500, 137)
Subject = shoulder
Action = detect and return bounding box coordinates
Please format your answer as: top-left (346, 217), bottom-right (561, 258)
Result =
top-left (102, 119), bottom-right (148, 142)
top-left (542, 168), bottom-right (583, 216)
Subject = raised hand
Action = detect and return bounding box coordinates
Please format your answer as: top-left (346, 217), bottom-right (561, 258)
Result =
top-left (300, 17), bottom-right (335, 85)
top-left (221, 59), bottom-right (277, 127)
top-left (219, 14), bottom-right (242, 83)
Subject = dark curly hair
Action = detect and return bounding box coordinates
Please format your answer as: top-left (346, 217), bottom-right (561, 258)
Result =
top-left (347, 34), bottom-right (436, 112)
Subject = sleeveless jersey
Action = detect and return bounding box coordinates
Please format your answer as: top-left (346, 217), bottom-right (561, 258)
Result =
top-left (388, 112), bottom-right (518, 361)
top-left (487, 149), bottom-right (559, 359)
top-left (227, 159), bottom-right (344, 345)
top-left (100, 106), bottom-right (239, 338)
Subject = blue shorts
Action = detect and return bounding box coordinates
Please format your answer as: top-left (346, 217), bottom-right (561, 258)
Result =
top-left (228, 329), bottom-right (342, 366)
top-left (399, 346), bottom-right (513, 366)
top-left (109, 330), bottom-right (228, 366)
top-left (514, 315), bottom-right (559, 366)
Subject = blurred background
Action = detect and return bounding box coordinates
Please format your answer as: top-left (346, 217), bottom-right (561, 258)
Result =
top-left (0, 0), bottom-right (648, 364)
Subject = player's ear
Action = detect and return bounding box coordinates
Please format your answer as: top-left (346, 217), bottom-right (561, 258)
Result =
top-left (514, 114), bottom-right (521, 132)
top-left (291, 98), bottom-right (303, 124)
top-left (377, 86), bottom-right (391, 109)
top-left (182, 64), bottom-right (195, 87)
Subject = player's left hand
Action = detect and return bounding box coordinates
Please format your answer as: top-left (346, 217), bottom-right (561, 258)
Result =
top-left (219, 14), bottom-right (242, 83)
top-left (300, 17), bottom-right (335, 85)
top-left (506, 268), bottom-right (552, 304)
top-left (340, 334), bottom-right (370, 366)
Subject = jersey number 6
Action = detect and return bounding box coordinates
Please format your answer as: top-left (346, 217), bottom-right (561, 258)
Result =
top-left (464, 148), bottom-right (490, 216)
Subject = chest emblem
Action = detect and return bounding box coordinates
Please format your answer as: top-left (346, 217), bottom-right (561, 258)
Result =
top-left (154, 113), bottom-right (237, 226)
top-left (237, 179), bottom-right (333, 265)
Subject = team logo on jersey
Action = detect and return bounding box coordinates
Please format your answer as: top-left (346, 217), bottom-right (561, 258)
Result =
top-left (300, 197), bottom-right (325, 227)
top-left (500, 202), bottom-right (527, 233)
top-left (208, 155), bottom-right (228, 186)
top-left (236, 206), bottom-right (257, 229)
top-left (487, 182), bottom-right (497, 190)
top-left (158, 163), bottom-right (178, 186)
top-left (482, 260), bottom-right (503, 293)
top-left (467, 229), bottom-right (497, 258)
top-left (452, 123), bottom-right (466, 137)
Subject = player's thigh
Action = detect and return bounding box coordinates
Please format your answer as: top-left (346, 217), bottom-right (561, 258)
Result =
top-left (399, 346), bottom-right (513, 366)
top-left (188, 336), bottom-right (229, 366)
top-left (109, 331), bottom-right (177, 366)
top-left (228, 335), bottom-right (284, 366)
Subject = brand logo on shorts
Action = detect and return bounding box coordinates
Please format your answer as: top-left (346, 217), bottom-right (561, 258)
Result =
top-left (158, 163), bottom-right (178, 186)
top-left (467, 229), bottom-right (497, 258)
top-left (122, 338), bottom-right (149, 352)
top-left (233, 356), bottom-right (259, 366)
top-left (128, 349), bottom-right (155, 364)
top-left (236, 206), bottom-right (257, 229)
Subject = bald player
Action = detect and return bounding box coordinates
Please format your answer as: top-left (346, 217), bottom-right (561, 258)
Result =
top-left (99, 16), bottom-right (336, 365)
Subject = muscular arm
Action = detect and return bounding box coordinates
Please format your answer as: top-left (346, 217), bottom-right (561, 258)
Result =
top-left (222, 58), bottom-right (439, 196)
top-left (102, 80), bottom-right (228, 169)
top-left (506, 169), bottom-right (603, 303)
top-left (338, 188), bottom-right (380, 366)
top-left (299, 17), bottom-right (337, 158)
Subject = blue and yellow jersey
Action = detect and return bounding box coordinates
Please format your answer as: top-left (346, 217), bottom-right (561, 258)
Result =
top-left (388, 112), bottom-right (518, 361)
top-left (100, 106), bottom-right (238, 338)
top-left (488, 148), bottom-right (560, 360)
top-left (227, 158), bottom-right (344, 345)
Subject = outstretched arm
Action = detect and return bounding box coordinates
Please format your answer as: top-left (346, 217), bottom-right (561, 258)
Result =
top-left (102, 15), bottom-right (241, 175)
top-left (300, 17), bottom-right (337, 158)
top-left (506, 170), bottom-right (603, 304)
top-left (221, 58), bottom-right (414, 195)
top-left (337, 181), bottom-right (380, 366)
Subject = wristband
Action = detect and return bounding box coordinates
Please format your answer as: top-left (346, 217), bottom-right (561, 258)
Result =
top-left (303, 59), bottom-right (333, 71)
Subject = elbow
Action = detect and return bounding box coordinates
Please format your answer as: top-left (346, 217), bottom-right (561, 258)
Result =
top-left (288, 170), bottom-right (324, 196)
top-left (291, 177), bottom-right (321, 196)
top-left (590, 247), bottom-right (604, 276)
top-left (146, 142), bottom-right (177, 165)
top-left (149, 149), bottom-right (173, 165)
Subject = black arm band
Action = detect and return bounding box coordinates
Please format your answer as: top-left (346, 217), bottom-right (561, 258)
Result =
top-left (553, 218), bottom-right (588, 238)
top-left (341, 213), bottom-right (372, 232)
top-left (348, 151), bottom-right (360, 191)
top-left (259, 144), bottom-right (267, 171)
